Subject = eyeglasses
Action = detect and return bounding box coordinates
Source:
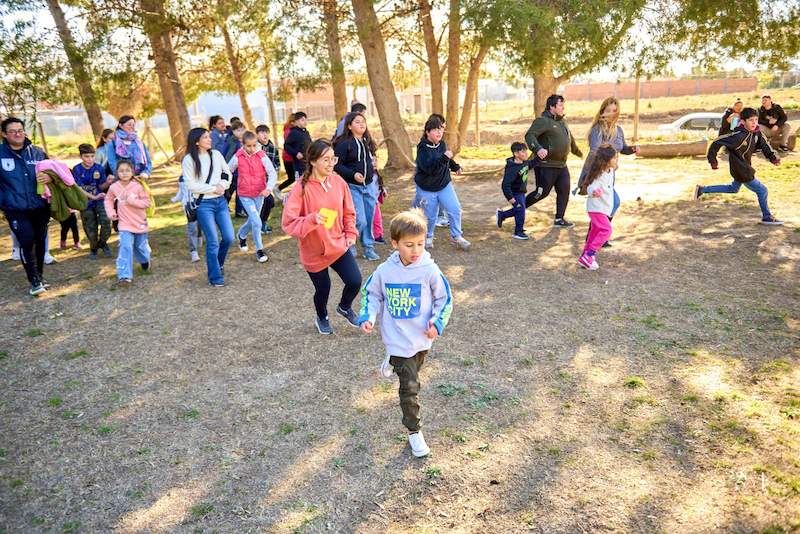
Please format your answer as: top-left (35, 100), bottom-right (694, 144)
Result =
top-left (5, 129), bottom-right (25, 135)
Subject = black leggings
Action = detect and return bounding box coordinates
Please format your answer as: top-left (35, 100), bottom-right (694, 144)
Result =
top-left (278, 160), bottom-right (295, 191)
top-left (525, 166), bottom-right (571, 219)
top-left (306, 250), bottom-right (362, 320)
top-left (60, 213), bottom-right (79, 243)
top-left (260, 194), bottom-right (275, 224)
top-left (5, 207), bottom-right (50, 284)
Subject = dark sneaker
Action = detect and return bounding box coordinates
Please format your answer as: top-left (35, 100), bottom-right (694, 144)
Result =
top-left (496, 208), bottom-right (503, 229)
top-left (29, 281), bottom-right (46, 296)
top-left (141, 262), bottom-right (149, 271)
top-left (210, 281), bottom-right (225, 287)
top-left (760, 216), bottom-right (784, 226)
top-left (315, 316), bottom-right (334, 335)
top-left (102, 246), bottom-right (112, 257)
top-left (238, 237), bottom-right (248, 252)
top-left (256, 249), bottom-right (269, 263)
top-left (336, 305), bottom-right (360, 327)
top-left (39, 277), bottom-right (51, 289)
top-left (374, 236), bottom-right (386, 244)
top-left (602, 240), bottom-right (613, 248)
top-left (89, 251), bottom-right (98, 260)
top-left (117, 278), bottom-right (132, 285)
top-left (553, 219), bottom-right (574, 229)
top-left (512, 231), bottom-right (529, 240)
top-left (694, 184), bottom-right (703, 200)
top-left (261, 223), bottom-right (272, 234)
top-left (778, 145), bottom-right (790, 152)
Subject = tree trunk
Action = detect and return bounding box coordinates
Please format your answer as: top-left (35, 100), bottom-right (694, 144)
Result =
top-left (455, 43), bottom-right (489, 154)
top-left (220, 14), bottom-right (255, 129)
top-left (351, 0), bottom-right (413, 170)
top-left (264, 58), bottom-right (279, 147)
top-left (322, 0), bottom-right (348, 120)
top-left (140, 0), bottom-right (190, 158)
top-left (419, 0), bottom-right (443, 115)
top-left (45, 0), bottom-right (104, 139)
top-left (444, 0), bottom-right (460, 148)
top-left (147, 31), bottom-right (183, 158)
top-left (533, 69), bottom-right (559, 117)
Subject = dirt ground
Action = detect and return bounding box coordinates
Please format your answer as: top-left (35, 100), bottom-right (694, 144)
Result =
top-left (0, 153), bottom-right (798, 533)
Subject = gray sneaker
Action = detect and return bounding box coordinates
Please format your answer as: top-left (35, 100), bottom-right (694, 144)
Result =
top-left (450, 236), bottom-right (471, 250)
top-left (336, 305), bottom-right (359, 327)
top-left (363, 248), bottom-right (379, 261)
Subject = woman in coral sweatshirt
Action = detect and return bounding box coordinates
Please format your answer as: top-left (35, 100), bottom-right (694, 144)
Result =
top-left (282, 139), bottom-right (361, 335)
top-left (104, 160), bottom-right (151, 284)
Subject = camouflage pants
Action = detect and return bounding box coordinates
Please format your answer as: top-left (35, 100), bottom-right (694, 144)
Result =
top-left (80, 204), bottom-right (111, 252)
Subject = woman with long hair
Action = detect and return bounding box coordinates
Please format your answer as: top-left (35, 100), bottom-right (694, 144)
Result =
top-left (282, 139), bottom-right (361, 335)
top-left (333, 111), bottom-right (379, 260)
top-left (181, 127), bottom-right (235, 286)
top-left (577, 97), bottom-right (640, 246)
top-left (106, 115), bottom-right (153, 180)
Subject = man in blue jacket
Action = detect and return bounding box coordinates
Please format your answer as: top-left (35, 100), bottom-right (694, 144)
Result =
top-left (0, 117), bottom-right (50, 295)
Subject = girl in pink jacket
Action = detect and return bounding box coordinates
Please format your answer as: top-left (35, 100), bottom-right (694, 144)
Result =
top-left (104, 160), bottom-right (151, 283)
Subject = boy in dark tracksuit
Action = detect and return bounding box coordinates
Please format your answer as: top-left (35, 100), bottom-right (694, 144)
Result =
top-left (524, 94), bottom-right (583, 228)
top-left (283, 112), bottom-right (312, 176)
top-left (695, 107), bottom-right (783, 225)
top-left (496, 142), bottom-right (536, 240)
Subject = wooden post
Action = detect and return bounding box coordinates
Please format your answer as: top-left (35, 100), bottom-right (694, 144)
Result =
top-left (143, 119), bottom-right (171, 163)
top-left (36, 120), bottom-right (49, 155)
top-left (474, 85), bottom-right (480, 147)
top-left (633, 74), bottom-right (641, 143)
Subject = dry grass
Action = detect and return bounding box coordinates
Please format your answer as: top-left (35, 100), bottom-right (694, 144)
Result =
top-left (0, 153), bottom-right (798, 533)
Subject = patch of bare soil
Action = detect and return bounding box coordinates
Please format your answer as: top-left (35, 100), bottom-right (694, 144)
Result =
top-left (0, 158), bottom-right (797, 533)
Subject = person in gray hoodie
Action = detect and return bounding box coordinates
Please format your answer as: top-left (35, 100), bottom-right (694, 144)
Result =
top-left (358, 209), bottom-right (453, 458)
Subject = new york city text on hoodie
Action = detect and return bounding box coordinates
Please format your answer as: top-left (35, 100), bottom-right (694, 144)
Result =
top-left (358, 250), bottom-right (453, 358)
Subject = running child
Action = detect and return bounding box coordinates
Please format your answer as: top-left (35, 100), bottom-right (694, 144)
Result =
top-left (578, 145), bottom-right (617, 270)
top-left (414, 114), bottom-right (470, 250)
top-left (104, 160), bottom-right (151, 283)
top-left (695, 107), bottom-right (783, 225)
top-left (358, 209), bottom-right (453, 458)
top-left (73, 143), bottom-right (112, 259)
top-left (256, 124), bottom-right (281, 232)
top-left (230, 131), bottom-right (278, 263)
top-left (496, 141), bottom-right (536, 240)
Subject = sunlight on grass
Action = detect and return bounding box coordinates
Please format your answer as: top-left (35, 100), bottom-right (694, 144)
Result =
top-left (118, 484), bottom-right (208, 532)
top-left (263, 435), bottom-right (346, 506)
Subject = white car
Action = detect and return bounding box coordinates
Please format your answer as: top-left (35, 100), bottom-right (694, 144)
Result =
top-left (657, 112), bottom-right (724, 133)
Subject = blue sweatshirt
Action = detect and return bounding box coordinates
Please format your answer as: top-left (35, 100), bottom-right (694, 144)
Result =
top-left (72, 163), bottom-right (106, 209)
top-left (358, 250), bottom-right (453, 358)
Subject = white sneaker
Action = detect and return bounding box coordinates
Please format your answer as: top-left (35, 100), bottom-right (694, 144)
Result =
top-left (425, 236), bottom-right (434, 249)
top-left (380, 355), bottom-right (393, 378)
top-left (451, 236), bottom-right (471, 251)
top-left (44, 253), bottom-right (56, 264)
top-left (191, 250), bottom-right (200, 263)
top-left (408, 431), bottom-right (430, 458)
top-left (11, 247), bottom-right (20, 261)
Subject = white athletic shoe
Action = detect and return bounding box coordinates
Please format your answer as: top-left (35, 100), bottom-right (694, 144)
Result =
top-left (451, 236), bottom-right (471, 251)
top-left (380, 355), bottom-right (393, 378)
top-left (44, 253), bottom-right (56, 265)
top-left (11, 247), bottom-right (20, 261)
top-left (425, 236), bottom-right (434, 249)
top-left (408, 431), bottom-right (430, 458)
top-left (191, 250), bottom-right (200, 263)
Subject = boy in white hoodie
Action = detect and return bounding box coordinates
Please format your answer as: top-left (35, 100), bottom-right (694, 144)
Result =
top-left (358, 209), bottom-right (453, 457)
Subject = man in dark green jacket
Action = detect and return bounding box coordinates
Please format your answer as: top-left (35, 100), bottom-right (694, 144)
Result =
top-left (524, 94), bottom-right (583, 228)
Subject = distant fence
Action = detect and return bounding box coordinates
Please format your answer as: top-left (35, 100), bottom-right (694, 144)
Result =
top-left (564, 77), bottom-right (758, 101)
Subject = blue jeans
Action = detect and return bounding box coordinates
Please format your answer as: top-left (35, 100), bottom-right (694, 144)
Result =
top-left (499, 193), bottom-right (527, 233)
top-left (116, 231), bottom-right (150, 280)
top-left (701, 179), bottom-right (771, 219)
top-left (187, 220), bottom-right (200, 253)
top-left (237, 196), bottom-right (265, 252)
top-left (196, 196), bottom-right (234, 284)
top-left (416, 183), bottom-right (463, 238)
top-left (348, 183), bottom-right (376, 251)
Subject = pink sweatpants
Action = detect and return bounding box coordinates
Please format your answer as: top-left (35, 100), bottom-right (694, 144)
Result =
top-left (583, 212), bottom-right (612, 255)
top-left (373, 194), bottom-right (385, 238)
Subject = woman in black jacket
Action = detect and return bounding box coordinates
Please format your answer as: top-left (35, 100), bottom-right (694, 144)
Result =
top-left (333, 112), bottom-right (379, 261)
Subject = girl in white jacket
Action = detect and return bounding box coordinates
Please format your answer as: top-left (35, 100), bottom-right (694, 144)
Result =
top-left (578, 145), bottom-right (618, 271)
